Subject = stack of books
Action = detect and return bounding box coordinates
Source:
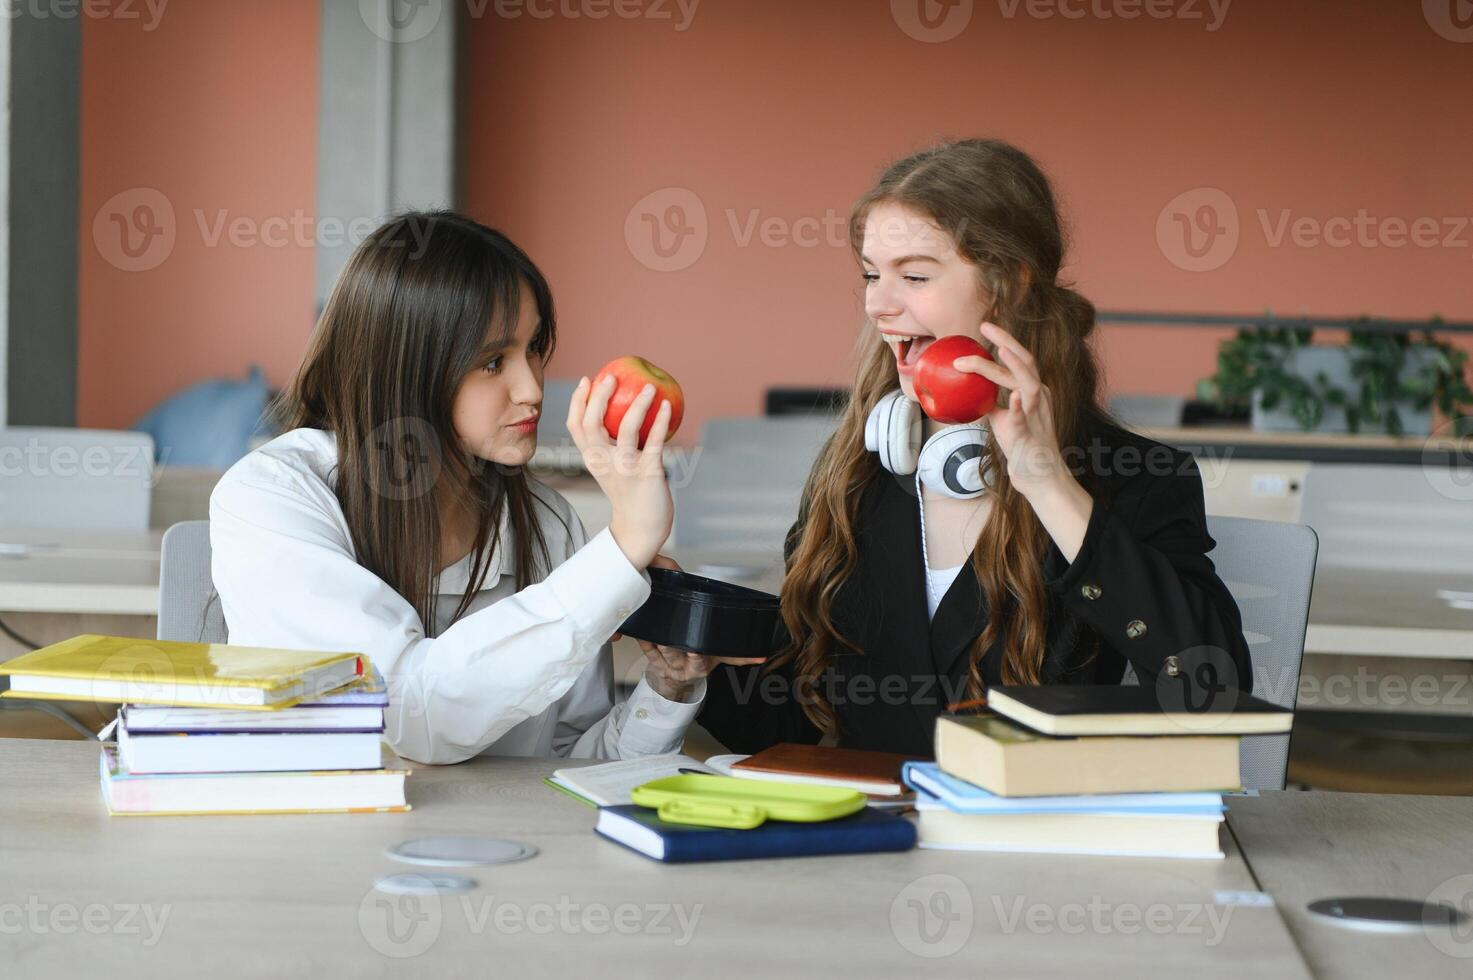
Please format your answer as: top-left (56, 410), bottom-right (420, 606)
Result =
top-left (0, 634), bottom-right (408, 816)
top-left (906, 685), bottom-right (1294, 859)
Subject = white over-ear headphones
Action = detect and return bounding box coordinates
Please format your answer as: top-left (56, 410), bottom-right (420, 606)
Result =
top-left (863, 390), bottom-right (993, 500)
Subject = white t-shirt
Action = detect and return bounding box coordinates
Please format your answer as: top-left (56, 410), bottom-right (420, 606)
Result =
top-left (925, 562), bottom-right (965, 620)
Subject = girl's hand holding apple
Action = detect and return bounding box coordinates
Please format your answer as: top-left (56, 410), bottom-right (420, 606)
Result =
top-left (945, 322), bottom-right (1070, 499)
top-left (565, 357), bottom-right (684, 570)
top-left (593, 356), bottom-right (685, 448)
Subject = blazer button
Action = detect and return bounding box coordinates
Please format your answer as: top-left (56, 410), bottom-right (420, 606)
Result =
top-left (1081, 584), bottom-right (1102, 600)
top-left (1125, 619), bottom-right (1148, 639)
top-left (1164, 655), bottom-right (1182, 677)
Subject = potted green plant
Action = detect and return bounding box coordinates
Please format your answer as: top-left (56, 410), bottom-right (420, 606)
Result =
top-left (1197, 320), bottom-right (1473, 437)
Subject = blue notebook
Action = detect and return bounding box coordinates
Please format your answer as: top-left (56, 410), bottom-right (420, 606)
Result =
top-left (902, 762), bottom-right (1225, 815)
top-left (595, 805), bottom-right (917, 863)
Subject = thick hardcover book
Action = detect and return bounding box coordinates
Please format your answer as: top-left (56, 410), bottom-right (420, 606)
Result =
top-left (934, 712), bottom-right (1241, 796)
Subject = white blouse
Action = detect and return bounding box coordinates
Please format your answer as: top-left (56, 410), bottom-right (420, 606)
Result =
top-left (209, 427), bottom-right (704, 765)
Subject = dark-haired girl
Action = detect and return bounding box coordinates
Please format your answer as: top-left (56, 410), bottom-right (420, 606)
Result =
top-left (211, 211), bottom-right (752, 764)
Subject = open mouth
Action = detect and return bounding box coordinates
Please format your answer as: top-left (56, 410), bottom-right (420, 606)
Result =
top-left (882, 333), bottom-right (935, 371)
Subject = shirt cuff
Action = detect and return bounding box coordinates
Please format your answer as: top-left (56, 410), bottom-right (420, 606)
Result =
top-left (619, 676), bottom-right (706, 755)
top-left (546, 526), bottom-right (652, 643)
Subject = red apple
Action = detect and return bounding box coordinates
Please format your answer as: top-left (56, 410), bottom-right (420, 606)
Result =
top-left (593, 356), bottom-right (685, 448)
top-left (914, 335), bottom-right (999, 424)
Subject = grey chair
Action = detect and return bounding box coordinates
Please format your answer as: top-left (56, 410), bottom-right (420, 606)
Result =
top-left (1121, 515), bottom-right (1318, 791)
top-left (1207, 515), bottom-right (1318, 790)
top-left (157, 521), bottom-right (228, 644)
top-left (671, 416), bottom-right (836, 553)
top-left (0, 427), bottom-right (154, 530)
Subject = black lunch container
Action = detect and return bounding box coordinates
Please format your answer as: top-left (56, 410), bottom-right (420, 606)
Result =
top-left (617, 567), bottom-right (782, 659)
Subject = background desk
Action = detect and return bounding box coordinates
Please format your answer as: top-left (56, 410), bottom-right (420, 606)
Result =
top-left (0, 738), bottom-right (1311, 979)
top-left (1305, 566), bottom-right (1473, 660)
top-left (0, 526), bottom-right (161, 617)
top-left (0, 528), bottom-right (162, 737)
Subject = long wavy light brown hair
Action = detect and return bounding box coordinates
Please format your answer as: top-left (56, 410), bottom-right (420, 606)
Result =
top-left (772, 139), bottom-right (1115, 735)
top-left (272, 211), bottom-right (559, 636)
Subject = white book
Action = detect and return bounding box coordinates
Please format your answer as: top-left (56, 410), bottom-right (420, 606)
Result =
top-left (121, 704), bottom-right (385, 733)
top-left (99, 745), bottom-right (408, 815)
top-left (118, 722), bottom-right (385, 774)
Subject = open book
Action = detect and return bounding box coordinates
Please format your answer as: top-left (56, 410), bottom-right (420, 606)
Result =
top-left (546, 753), bottom-right (737, 807)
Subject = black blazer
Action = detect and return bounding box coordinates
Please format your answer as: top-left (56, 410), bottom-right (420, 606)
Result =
top-left (697, 419), bottom-right (1254, 758)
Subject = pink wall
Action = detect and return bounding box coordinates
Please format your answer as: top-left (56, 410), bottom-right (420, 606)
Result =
top-left (75, 2), bottom-right (1473, 439)
top-left (78, 1), bottom-right (319, 429)
top-left (461, 0), bottom-right (1473, 442)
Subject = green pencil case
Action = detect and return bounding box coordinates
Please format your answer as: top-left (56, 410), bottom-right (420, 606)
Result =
top-left (630, 773), bottom-right (867, 829)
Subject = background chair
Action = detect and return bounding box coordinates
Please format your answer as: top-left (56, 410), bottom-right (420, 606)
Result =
top-left (1106, 394), bottom-right (1186, 430)
top-left (157, 520), bottom-right (228, 644)
top-left (1207, 515), bottom-right (1319, 791)
top-left (0, 427), bottom-right (154, 529)
top-left (764, 387), bottom-right (848, 417)
top-left (1122, 515), bottom-right (1319, 791)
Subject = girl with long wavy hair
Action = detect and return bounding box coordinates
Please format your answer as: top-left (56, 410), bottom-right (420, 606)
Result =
top-left (672, 139), bottom-right (1252, 755)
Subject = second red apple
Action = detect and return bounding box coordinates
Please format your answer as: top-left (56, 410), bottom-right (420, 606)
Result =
top-left (592, 356), bottom-right (685, 448)
top-left (913, 335), bottom-right (999, 424)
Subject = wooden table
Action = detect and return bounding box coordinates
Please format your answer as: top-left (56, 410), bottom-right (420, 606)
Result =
top-left (0, 738), bottom-right (1311, 978)
top-left (1226, 791), bottom-right (1473, 978)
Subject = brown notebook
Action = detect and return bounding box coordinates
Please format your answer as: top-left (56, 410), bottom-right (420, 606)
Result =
top-left (730, 744), bottom-right (926, 796)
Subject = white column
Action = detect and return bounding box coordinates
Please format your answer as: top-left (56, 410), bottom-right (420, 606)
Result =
top-left (314, 0), bottom-right (459, 310)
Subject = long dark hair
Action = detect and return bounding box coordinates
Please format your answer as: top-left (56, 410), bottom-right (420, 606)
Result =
top-left (272, 210), bottom-right (559, 635)
top-left (774, 138), bottom-right (1114, 734)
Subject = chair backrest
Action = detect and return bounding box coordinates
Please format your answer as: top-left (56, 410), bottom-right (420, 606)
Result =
top-left (671, 416), bottom-right (836, 552)
top-left (1118, 515), bottom-right (1317, 790)
top-left (157, 520), bottom-right (228, 644)
top-left (1207, 515), bottom-right (1318, 790)
top-left (1299, 462), bottom-right (1473, 575)
top-left (0, 427), bottom-right (154, 530)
